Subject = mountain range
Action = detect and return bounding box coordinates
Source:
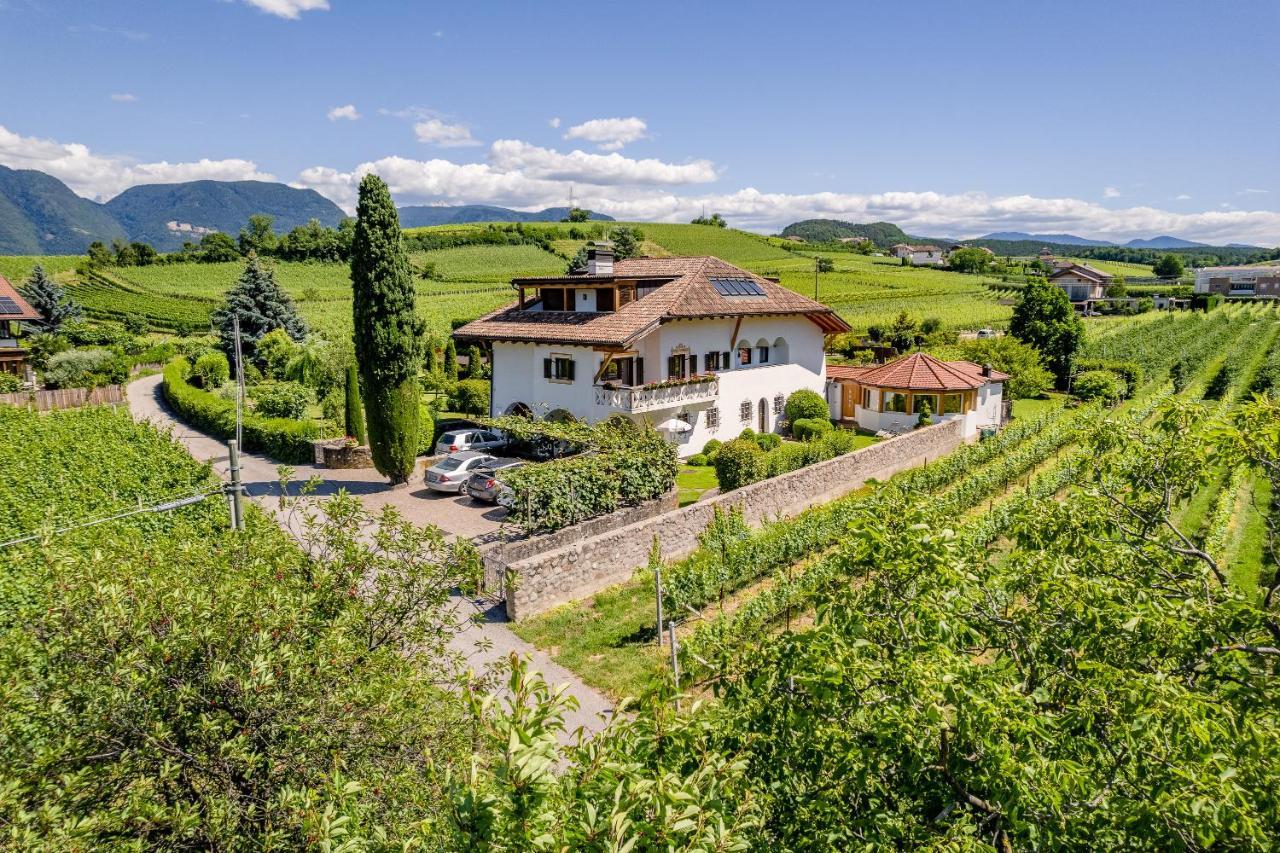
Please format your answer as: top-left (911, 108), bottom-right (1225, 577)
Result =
top-left (0, 167), bottom-right (614, 255)
top-left (979, 231), bottom-right (1215, 249)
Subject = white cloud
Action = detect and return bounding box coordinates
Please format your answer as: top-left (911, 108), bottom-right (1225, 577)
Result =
top-left (548, 117), bottom-right (561, 129)
top-left (0, 124), bottom-right (274, 200)
top-left (327, 104), bottom-right (360, 121)
top-left (488, 140), bottom-right (716, 186)
top-left (414, 118), bottom-right (481, 148)
top-left (1175, 193), bottom-right (1192, 200)
top-left (1240, 188), bottom-right (1270, 195)
top-left (564, 116), bottom-right (647, 151)
top-left (1103, 186), bottom-right (1121, 199)
top-left (109, 93), bottom-right (139, 103)
top-left (433, 30), bottom-right (444, 38)
top-left (238, 0), bottom-right (328, 19)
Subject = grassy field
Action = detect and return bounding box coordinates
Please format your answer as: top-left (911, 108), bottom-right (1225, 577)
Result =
top-left (0, 255), bottom-right (81, 284)
top-left (1062, 257), bottom-right (1157, 278)
top-left (0, 223), bottom-right (1029, 337)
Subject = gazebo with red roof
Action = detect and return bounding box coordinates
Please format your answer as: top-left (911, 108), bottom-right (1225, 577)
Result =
top-left (827, 352), bottom-right (1008, 438)
top-left (0, 274), bottom-right (41, 386)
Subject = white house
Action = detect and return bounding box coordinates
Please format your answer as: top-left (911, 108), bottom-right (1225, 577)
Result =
top-left (889, 243), bottom-right (947, 266)
top-left (826, 353), bottom-right (1007, 439)
top-left (1048, 262), bottom-right (1113, 303)
top-left (453, 250), bottom-right (851, 457)
top-left (1194, 266), bottom-right (1280, 297)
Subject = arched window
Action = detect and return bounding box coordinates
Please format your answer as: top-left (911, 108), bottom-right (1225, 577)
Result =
top-left (736, 340), bottom-right (753, 367)
top-left (772, 336), bottom-right (789, 364)
top-left (755, 338), bottom-right (770, 364)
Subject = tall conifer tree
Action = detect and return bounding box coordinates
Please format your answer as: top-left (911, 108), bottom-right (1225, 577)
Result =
top-left (350, 175), bottom-right (424, 483)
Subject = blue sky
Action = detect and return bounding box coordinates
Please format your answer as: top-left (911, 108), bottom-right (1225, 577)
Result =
top-left (1, 0), bottom-right (1278, 243)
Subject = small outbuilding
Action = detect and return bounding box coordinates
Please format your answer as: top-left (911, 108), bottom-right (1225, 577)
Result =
top-left (0, 275), bottom-right (39, 386)
top-left (827, 352), bottom-right (1008, 438)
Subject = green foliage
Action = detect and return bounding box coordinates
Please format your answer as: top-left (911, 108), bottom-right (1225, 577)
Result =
top-left (953, 335), bottom-right (1054, 400)
top-left (443, 337), bottom-right (459, 380)
top-left (947, 246), bottom-right (994, 273)
top-left (885, 310), bottom-right (923, 351)
top-left (815, 256), bottom-right (835, 273)
top-left (350, 174), bottom-right (425, 484)
top-left (610, 226), bottom-right (644, 260)
top-left (783, 388), bottom-right (829, 423)
top-left (253, 326), bottom-right (297, 378)
top-left (19, 264), bottom-right (82, 333)
top-left (191, 350), bottom-right (230, 388)
top-left (251, 380), bottom-right (312, 420)
top-left (1203, 363), bottom-right (1233, 400)
top-left (690, 212), bottom-right (726, 227)
top-left (779, 218), bottom-right (911, 246)
top-left (463, 344), bottom-right (487, 379)
top-left (501, 423), bottom-right (678, 534)
top-left (713, 438), bottom-right (766, 491)
top-left (162, 359), bottom-right (330, 463)
top-left (344, 363), bottom-right (366, 443)
top-left (790, 417), bottom-right (833, 441)
top-left (1072, 369), bottom-right (1125, 403)
top-left (687, 453), bottom-right (709, 466)
top-left (915, 396), bottom-right (934, 426)
top-left (1074, 358), bottom-right (1143, 398)
top-left (754, 432), bottom-right (782, 451)
top-left (212, 253), bottom-right (308, 363)
top-left (564, 206), bottom-right (590, 222)
top-left (702, 438), bottom-right (722, 461)
top-left (40, 348), bottom-right (118, 389)
top-left (1153, 253), bottom-right (1186, 278)
top-left (0, 372), bottom-right (20, 393)
top-left (1010, 277), bottom-right (1084, 384)
top-left (237, 212), bottom-right (278, 256)
top-left (448, 378), bottom-right (490, 416)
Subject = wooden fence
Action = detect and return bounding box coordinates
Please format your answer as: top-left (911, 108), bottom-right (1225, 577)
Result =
top-left (0, 384), bottom-right (127, 411)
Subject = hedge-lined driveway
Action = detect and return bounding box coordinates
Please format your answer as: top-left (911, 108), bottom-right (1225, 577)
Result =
top-left (126, 374), bottom-right (505, 540)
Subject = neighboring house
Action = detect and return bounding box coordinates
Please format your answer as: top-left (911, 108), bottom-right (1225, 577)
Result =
top-left (826, 353), bottom-right (1008, 439)
top-left (0, 275), bottom-right (39, 386)
top-left (889, 244), bottom-right (947, 266)
top-left (1048, 262), bottom-right (1113, 302)
top-left (1038, 247), bottom-right (1055, 264)
top-left (1193, 266), bottom-right (1280, 298)
top-left (453, 249), bottom-right (851, 457)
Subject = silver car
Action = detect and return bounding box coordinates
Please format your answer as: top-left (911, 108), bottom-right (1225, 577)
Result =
top-left (433, 428), bottom-right (507, 456)
top-left (424, 451), bottom-right (496, 493)
top-left (464, 458), bottom-right (525, 503)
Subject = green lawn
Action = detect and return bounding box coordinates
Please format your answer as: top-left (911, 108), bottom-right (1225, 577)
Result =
top-left (677, 464), bottom-right (719, 506)
top-left (1011, 393), bottom-right (1067, 421)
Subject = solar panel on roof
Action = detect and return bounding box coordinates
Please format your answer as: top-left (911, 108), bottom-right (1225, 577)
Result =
top-left (0, 297), bottom-right (20, 314)
top-left (712, 278), bottom-right (765, 297)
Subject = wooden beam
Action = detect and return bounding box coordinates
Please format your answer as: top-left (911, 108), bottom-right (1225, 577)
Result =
top-left (729, 316), bottom-right (743, 350)
top-left (593, 352), bottom-right (616, 383)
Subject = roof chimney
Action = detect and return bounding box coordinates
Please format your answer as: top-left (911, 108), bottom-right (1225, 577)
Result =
top-left (982, 363), bottom-right (993, 378)
top-left (587, 243), bottom-right (614, 275)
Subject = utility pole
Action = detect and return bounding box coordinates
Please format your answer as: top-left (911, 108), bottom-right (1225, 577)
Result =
top-left (654, 561), bottom-right (664, 648)
top-left (814, 256), bottom-right (820, 300)
top-left (232, 313), bottom-right (245, 450)
top-left (227, 439), bottom-right (245, 531)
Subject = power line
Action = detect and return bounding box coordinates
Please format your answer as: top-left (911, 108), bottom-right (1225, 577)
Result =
top-left (0, 489), bottom-right (224, 550)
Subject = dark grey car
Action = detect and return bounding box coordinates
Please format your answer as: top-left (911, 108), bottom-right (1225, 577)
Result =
top-left (464, 457), bottom-right (525, 503)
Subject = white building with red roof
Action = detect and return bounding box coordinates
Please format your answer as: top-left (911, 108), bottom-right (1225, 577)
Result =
top-left (827, 352), bottom-right (1008, 438)
top-left (0, 275), bottom-right (40, 386)
top-left (454, 247), bottom-right (851, 457)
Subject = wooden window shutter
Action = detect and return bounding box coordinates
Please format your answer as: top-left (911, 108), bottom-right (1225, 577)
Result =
top-left (722, 351), bottom-right (730, 368)
top-left (566, 359), bottom-right (576, 381)
top-left (689, 354), bottom-right (698, 374)
top-left (635, 358), bottom-right (644, 384)
top-left (543, 358), bottom-right (552, 378)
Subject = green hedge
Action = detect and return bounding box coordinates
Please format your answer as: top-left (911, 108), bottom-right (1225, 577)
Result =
top-left (1074, 358), bottom-right (1143, 398)
top-left (162, 358), bottom-right (330, 464)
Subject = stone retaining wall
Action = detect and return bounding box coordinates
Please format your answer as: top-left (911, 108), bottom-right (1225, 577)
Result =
top-left (503, 419), bottom-right (965, 620)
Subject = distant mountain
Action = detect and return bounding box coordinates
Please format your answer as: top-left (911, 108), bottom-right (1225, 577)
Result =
top-left (780, 219), bottom-right (915, 247)
top-left (0, 165), bottom-right (127, 254)
top-left (397, 204), bottom-right (614, 228)
top-left (1123, 235), bottom-right (1208, 249)
top-left (979, 231), bottom-right (1111, 247)
top-left (105, 180), bottom-right (346, 251)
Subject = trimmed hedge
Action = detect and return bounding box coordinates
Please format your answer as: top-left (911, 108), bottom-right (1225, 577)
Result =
top-left (1074, 358), bottom-right (1142, 398)
top-left (162, 358), bottom-right (331, 464)
top-left (791, 417), bottom-right (833, 441)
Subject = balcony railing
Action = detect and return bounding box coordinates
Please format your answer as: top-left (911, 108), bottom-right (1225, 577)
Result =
top-left (594, 377), bottom-right (719, 413)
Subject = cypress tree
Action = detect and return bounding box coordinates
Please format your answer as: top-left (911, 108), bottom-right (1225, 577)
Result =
top-left (424, 336), bottom-right (440, 374)
top-left (350, 174), bottom-right (424, 483)
top-left (464, 345), bottom-right (484, 379)
top-left (344, 363), bottom-right (366, 445)
top-left (443, 338), bottom-right (459, 381)
top-left (20, 265), bottom-right (82, 333)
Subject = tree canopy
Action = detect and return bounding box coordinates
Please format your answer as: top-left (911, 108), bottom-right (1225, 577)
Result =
top-left (211, 253), bottom-right (308, 362)
top-left (1009, 277), bottom-right (1083, 384)
top-left (19, 264), bottom-right (82, 334)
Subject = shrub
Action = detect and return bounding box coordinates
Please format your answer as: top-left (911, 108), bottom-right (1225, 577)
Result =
top-left (416, 401), bottom-right (436, 456)
top-left (702, 438), bottom-right (722, 458)
top-left (255, 328), bottom-right (298, 379)
top-left (1075, 358), bottom-right (1142, 398)
top-left (162, 359), bottom-right (330, 463)
top-left (687, 453), bottom-right (709, 467)
top-left (1072, 369), bottom-right (1124, 404)
top-left (738, 427), bottom-right (755, 440)
top-left (754, 432), bottom-right (782, 451)
top-left (0, 372), bottom-right (21, 393)
top-left (784, 389), bottom-right (829, 423)
top-left (449, 379), bottom-right (490, 416)
top-left (714, 438), bottom-right (766, 491)
top-left (192, 352), bottom-right (231, 389)
top-left (252, 381), bottom-right (313, 420)
top-left (41, 349), bottom-right (113, 389)
top-left (791, 417), bottom-right (833, 441)
top-left (123, 314), bottom-right (150, 335)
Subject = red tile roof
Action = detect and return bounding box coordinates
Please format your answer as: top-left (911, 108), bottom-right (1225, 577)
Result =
top-left (456, 256), bottom-right (850, 346)
top-left (1049, 263), bottom-right (1112, 284)
top-left (827, 353), bottom-right (1008, 391)
top-left (0, 275), bottom-right (40, 322)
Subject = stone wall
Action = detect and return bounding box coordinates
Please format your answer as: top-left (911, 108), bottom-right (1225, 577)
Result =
top-left (503, 418), bottom-right (965, 620)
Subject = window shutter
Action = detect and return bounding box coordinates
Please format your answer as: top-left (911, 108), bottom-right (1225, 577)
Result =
top-left (543, 358), bottom-right (552, 379)
top-left (566, 359), bottom-right (576, 381)
top-left (722, 351), bottom-right (730, 368)
top-left (635, 358), bottom-right (644, 384)
top-left (689, 354), bottom-right (698, 375)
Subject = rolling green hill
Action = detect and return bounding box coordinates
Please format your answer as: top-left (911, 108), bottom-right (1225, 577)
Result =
top-left (780, 219), bottom-right (916, 247)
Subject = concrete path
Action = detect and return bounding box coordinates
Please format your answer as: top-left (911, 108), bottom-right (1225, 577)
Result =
top-left (126, 373), bottom-right (615, 739)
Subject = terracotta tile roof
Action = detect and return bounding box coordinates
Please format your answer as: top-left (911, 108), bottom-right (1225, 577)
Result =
top-left (827, 353), bottom-right (1008, 391)
top-left (1049, 263), bottom-right (1112, 283)
top-left (0, 275), bottom-right (40, 322)
top-left (456, 256), bottom-right (851, 346)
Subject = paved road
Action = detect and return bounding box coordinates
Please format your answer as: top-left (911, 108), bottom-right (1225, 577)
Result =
top-left (126, 373), bottom-right (616, 739)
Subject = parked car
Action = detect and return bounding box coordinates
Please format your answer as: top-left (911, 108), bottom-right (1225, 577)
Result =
top-left (464, 457), bottom-right (525, 504)
top-left (424, 451), bottom-right (496, 493)
top-left (976, 328), bottom-right (997, 339)
top-left (434, 428), bottom-right (507, 455)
